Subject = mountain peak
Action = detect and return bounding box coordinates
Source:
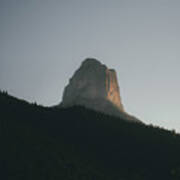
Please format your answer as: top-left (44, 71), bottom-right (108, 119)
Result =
top-left (82, 58), bottom-right (102, 66)
top-left (60, 58), bottom-right (127, 117)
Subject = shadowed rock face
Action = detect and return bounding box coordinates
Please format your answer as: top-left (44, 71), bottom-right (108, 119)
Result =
top-left (60, 58), bottom-right (127, 117)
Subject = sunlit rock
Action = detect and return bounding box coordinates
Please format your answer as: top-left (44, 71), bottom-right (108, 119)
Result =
top-left (60, 58), bottom-right (128, 118)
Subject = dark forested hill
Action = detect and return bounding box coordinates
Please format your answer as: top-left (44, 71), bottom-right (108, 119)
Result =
top-left (1, 91), bottom-right (180, 180)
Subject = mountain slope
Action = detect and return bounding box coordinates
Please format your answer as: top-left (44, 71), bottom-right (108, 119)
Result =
top-left (1, 91), bottom-right (180, 180)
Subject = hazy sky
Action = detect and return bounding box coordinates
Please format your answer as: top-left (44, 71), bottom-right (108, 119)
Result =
top-left (1, 0), bottom-right (180, 132)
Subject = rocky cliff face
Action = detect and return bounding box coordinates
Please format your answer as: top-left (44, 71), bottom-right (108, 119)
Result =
top-left (106, 68), bottom-right (124, 111)
top-left (60, 58), bottom-right (127, 117)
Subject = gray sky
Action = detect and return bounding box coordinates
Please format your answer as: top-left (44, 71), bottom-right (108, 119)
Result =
top-left (1, 0), bottom-right (180, 132)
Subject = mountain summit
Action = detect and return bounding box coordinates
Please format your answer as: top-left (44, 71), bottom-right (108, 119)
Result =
top-left (60, 58), bottom-right (132, 118)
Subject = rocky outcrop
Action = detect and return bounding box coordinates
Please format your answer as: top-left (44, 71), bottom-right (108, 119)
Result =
top-left (60, 58), bottom-right (128, 117)
top-left (106, 68), bottom-right (124, 111)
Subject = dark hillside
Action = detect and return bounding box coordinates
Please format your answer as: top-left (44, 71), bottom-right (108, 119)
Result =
top-left (1, 91), bottom-right (180, 180)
